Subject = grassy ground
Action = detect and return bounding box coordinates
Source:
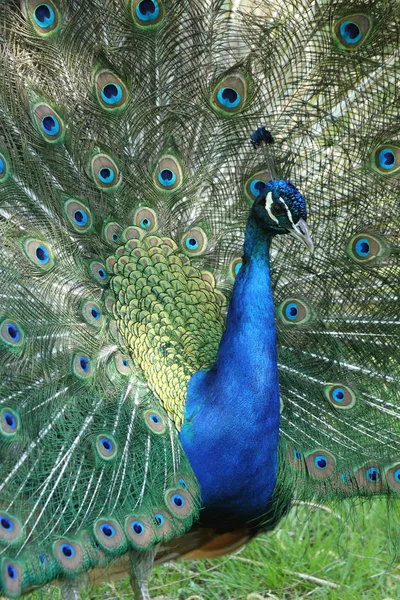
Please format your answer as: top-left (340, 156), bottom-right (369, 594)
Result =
top-left (31, 499), bottom-right (400, 600)
top-left (86, 499), bottom-right (400, 600)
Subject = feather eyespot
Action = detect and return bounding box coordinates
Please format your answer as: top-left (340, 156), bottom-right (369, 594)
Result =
top-left (0, 408), bottom-right (20, 438)
top-left (210, 72), bottom-right (249, 116)
top-left (103, 222), bottom-right (123, 246)
top-left (171, 473), bottom-right (196, 496)
top-left (61, 544), bottom-right (75, 558)
top-left (0, 153), bottom-right (9, 181)
top-left (0, 514), bottom-right (24, 545)
top-left (133, 207), bottom-right (158, 232)
top-left (114, 353), bottom-right (132, 376)
top-left (153, 513), bottom-right (164, 527)
top-left (26, 1), bottom-right (60, 35)
top-left (72, 354), bottom-right (93, 379)
top-left (64, 198), bottom-right (92, 232)
top-left (354, 462), bottom-right (384, 492)
top-left (154, 155), bottom-right (183, 192)
top-left (333, 14), bottom-right (373, 50)
top-left (305, 450), bottom-right (336, 479)
top-left (152, 510), bottom-right (172, 539)
top-left (102, 84), bottom-right (122, 104)
top-left (94, 518), bottom-right (126, 551)
top-left (181, 227), bottom-right (208, 256)
top-left (95, 70), bottom-right (128, 111)
top-left (165, 488), bottom-right (193, 518)
top-left (314, 455), bottom-right (327, 469)
top-left (172, 494), bottom-right (184, 507)
top-left (186, 237), bottom-right (198, 250)
top-left (346, 233), bottom-right (386, 263)
top-left (144, 409), bottom-right (166, 434)
top-left (371, 144), bottom-right (400, 175)
top-left (366, 467), bottom-right (381, 482)
top-left (234, 262), bottom-right (243, 276)
top-left (324, 383), bottom-right (356, 409)
top-left (125, 516), bottom-right (153, 548)
top-left (250, 180), bottom-right (266, 198)
top-left (34, 3), bottom-right (55, 26)
top-left (72, 209), bottom-right (88, 228)
top-left (54, 539), bottom-right (84, 571)
top-left (131, 521), bottom-right (144, 534)
top-left (96, 434), bottom-right (117, 460)
top-left (89, 261), bottom-right (108, 285)
top-left (2, 561), bottom-right (22, 597)
top-left (91, 154), bottom-right (121, 190)
top-left (89, 306), bottom-right (101, 321)
top-left (278, 298), bottom-right (311, 325)
top-left (0, 320), bottom-right (25, 350)
top-left (131, 0), bottom-right (164, 28)
top-left (7, 565), bottom-right (17, 578)
top-left (81, 301), bottom-right (103, 328)
top-left (244, 170), bottom-right (271, 202)
top-left (23, 238), bottom-right (55, 270)
top-left (229, 257), bottom-right (243, 280)
top-left (100, 524), bottom-right (114, 536)
top-left (172, 473), bottom-right (197, 498)
top-left (287, 445), bottom-right (304, 469)
top-left (386, 464), bottom-right (400, 492)
top-left (293, 450), bottom-right (302, 461)
top-left (33, 103), bottom-right (64, 143)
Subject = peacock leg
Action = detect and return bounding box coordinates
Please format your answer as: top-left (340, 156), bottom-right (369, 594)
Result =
top-left (129, 548), bottom-right (157, 600)
top-left (59, 574), bottom-right (89, 600)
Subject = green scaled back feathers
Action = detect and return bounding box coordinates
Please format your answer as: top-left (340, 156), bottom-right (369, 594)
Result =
top-left (0, 0), bottom-right (399, 597)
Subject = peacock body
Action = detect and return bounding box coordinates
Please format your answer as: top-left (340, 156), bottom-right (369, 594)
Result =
top-left (0, 0), bottom-right (399, 598)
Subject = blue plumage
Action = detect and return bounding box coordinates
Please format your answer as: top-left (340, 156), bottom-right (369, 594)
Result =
top-left (181, 180), bottom-right (310, 529)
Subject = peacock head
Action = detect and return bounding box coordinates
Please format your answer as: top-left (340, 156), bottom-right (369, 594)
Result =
top-left (252, 179), bottom-right (313, 252)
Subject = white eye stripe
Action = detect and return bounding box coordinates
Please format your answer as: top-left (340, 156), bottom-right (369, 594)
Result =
top-left (265, 192), bottom-right (279, 224)
top-left (265, 193), bottom-right (294, 225)
top-left (279, 197), bottom-right (295, 225)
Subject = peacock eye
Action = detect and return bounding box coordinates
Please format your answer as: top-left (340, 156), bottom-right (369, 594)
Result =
top-left (94, 69), bottom-right (128, 111)
top-left (27, 1), bottom-right (61, 36)
top-left (271, 203), bottom-right (287, 217)
top-left (91, 154), bottom-right (121, 190)
top-left (33, 103), bottom-right (64, 143)
top-left (0, 152), bottom-right (9, 181)
top-left (132, 0), bottom-right (164, 28)
top-left (333, 14), bottom-right (373, 51)
top-left (210, 72), bottom-right (249, 116)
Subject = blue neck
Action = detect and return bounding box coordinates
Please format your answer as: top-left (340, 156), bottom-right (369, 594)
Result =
top-left (180, 217), bottom-right (280, 530)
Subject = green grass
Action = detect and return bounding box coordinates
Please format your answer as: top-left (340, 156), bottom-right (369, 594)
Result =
top-left (84, 499), bottom-right (400, 600)
top-left (33, 500), bottom-right (400, 600)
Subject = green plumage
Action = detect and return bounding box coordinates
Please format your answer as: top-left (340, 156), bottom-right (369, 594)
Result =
top-left (111, 231), bottom-right (225, 427)
top-left (0, 0), bottom-right (399, 598)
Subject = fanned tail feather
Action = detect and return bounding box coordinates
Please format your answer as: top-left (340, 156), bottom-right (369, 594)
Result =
top-left (0, 0), bottom-right (399, 596)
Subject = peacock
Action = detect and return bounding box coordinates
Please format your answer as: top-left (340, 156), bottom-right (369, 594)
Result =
top-left (0, 0), bottom-right (399, 598)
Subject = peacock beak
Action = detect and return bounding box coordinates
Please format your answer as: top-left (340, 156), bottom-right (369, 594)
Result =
top-left (286, 218), bottom-right (314, 253)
